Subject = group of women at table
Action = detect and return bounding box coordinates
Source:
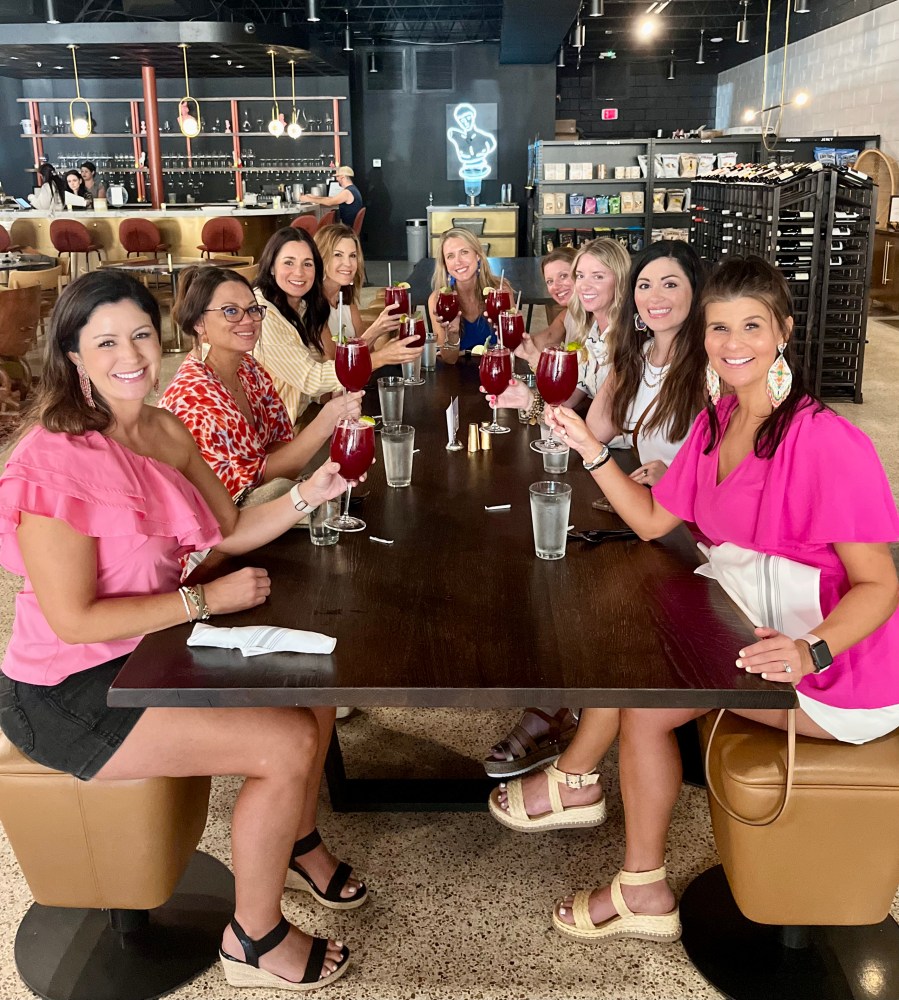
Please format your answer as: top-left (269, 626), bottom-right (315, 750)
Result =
top-left (0, 215), bottom-right (898, 991)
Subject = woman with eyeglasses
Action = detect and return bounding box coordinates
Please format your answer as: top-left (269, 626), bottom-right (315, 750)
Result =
top-left (159, 266), bottom-right (362, 504)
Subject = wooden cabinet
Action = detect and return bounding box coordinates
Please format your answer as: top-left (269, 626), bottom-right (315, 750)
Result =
top-left (871, 230), bottom-right (899, 312)
top-left (426, 205), bottom-right (518, 258)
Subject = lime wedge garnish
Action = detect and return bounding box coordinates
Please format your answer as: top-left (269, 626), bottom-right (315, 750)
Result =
top-left (470, 344), bottom-right (487, 356)
top-left (440, 285), bottom-right (453, 293)
top-left (359, 416), bottom-right (377, 426)
top-left (566, 341), bottom-right (585, 352)
top-left (395, 281), bottom-right (411, 289)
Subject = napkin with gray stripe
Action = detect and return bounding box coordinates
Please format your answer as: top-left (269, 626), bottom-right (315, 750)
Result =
top-left (187, 623), bottom-right (336, 656)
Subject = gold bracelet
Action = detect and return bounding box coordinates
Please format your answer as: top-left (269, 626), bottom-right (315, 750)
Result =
top-left (177, 587), bottom-right (193, 622)
top-left (526, 388), bottom-right (545, 426)
top-left (182, 585), bottom-right (210, 621)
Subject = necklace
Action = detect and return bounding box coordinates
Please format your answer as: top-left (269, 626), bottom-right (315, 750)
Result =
top-left (641, 340), bottom-right (668, 389)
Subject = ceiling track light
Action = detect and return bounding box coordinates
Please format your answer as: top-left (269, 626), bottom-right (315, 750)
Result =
top-left (267, 50), bottom-right (284, 136)
top-left (343, 9), bottom-right (353, 51)
top-left (45, 0), bottom-right (59, 23)
top-left (697, 28), bottom-right (705, 65)
top-left (667, 50), bottom-right (675, 80)
top-left (737, 1), bottom-right (750, 43)
top-left (589, 0), bottom-right (604, 16)
top-left (794, 0), bottom-right (810, 12)
top-left (67, 45), bottom-right (91, 138)
top-left (557, 46), bottom-right (565, 68)
top-left (307, 0), bottom-right (320, 23)
top-left (368, 52), bottom-right (378, 73)
top-left (287, 59), bottom-right (303, 139)
top-left (177, 44), bottom-right (201, 138)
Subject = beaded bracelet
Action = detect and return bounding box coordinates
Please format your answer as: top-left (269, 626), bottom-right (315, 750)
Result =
top-left (525, 387), bottom-right (545, 426)
top-left (181, 585), bottom-right (210, 621)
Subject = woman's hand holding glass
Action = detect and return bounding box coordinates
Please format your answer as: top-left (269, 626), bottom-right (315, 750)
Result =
top-left (372, 334), bottom-right (424, 368)
top-left (480, 378), bottom-right (533, 411)
top-left (363, 302), bottom-right (402, 344)
top-left (545, 405), bottom-right (602, 459)
top-left (299, 458), bottom-right (355, 508)
top-left (514, 333), bottom-right (540, 368)
top-left (314, 390), bottom-right (364, 436)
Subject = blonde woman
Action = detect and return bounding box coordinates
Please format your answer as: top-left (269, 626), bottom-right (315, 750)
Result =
top-left (514, 247), bottom-right (577, 365)
top-left (314, 224), bottom-right (408, 355)
top-left (426, 227), bottom-right (515, 360)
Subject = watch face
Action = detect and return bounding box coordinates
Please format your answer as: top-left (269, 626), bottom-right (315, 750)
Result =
top-left (810, 639), bottom-right (834, 672)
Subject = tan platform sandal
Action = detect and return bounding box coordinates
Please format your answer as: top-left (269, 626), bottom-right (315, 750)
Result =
top-left (487, 762), bottom-right (607, 833)
top-left (552, 866), bottom-right (681, 943)
top-left (219, 915), bottom-right (350, 992)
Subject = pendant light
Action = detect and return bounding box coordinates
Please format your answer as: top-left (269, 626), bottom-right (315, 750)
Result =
top-left (177, 44), bottom-right (201, 138)
top-left (45, 0), bottom-right (59, 23)
top-left (287, 59), bottom-right (303, 139)
top-left (267, 50), bottom-right (284, 137)
top-left (794, 0), bottom-right (810, 11)
top-left (737, 1), bottom-right (750, 43)
top-left (696, 28), bottom-right (705, 65)
top-left (667, 50), bottom-right (675, 80)
top-left (557, 46), bottom-right (565, 68)
top-left (368, 52), bottom-right (378, 74)
top-left (307, 0), bottom-right (320, 22)
top-left (67, 45), bottom-right (92, 139)
top-left (343, 9), bottom-right (353, 52)
top-left (589, 0), bottom-right (604, 16)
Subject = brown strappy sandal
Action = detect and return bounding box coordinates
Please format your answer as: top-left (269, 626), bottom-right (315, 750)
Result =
top-left (483, 708), bottom-right (577, 778)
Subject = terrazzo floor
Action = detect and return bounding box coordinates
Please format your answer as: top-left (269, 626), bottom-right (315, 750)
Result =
top-left (0, 293), bottom-right (897, 1000)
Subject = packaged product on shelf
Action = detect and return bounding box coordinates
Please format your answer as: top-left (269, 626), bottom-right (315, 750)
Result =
top-left (633, 191), bottom-right (645, 212)
top-left (569, 193), bottom-right (585, 215)
top-left (554, 192), bottom-right (567, 214)
top-left (661, 154), bottom-right (680, 178)
top-left (653, 153), bottom-right (666, 177)
top-left (621, 191), bottom-right (635, 213)
top-left (679, 153), bottom-right (698, 178)
top-left (717, 151), bottom-right (738, 169)
top-left (542, 231), bottom-right (559, 253)
top-left (614, 166), bottom-right (626, 179)
top-left (542, 192), bottom-right (556, 214)
top-left (651, 228), bottom-right (665, 243)
top-left (814, 147), bottom-right (837, 165)
top-left (584, 196), bottom-right (597, 215)
top-left (653, 188), bottom-right (667, 212)
top-left (597, 194), bottom-right (610, 214)
top-left (627, 228), bottom-right (645, 253)
top-left (613, 229), bottom-right (630, 248)
top-left (558, 228), bottom-right (576, 247)
top-left (836, 148), bottom-right (860, 168)
top-left (578, 162), bottom-right (594, 180)
top-left (608, 195), bottom-right (621, 214)
top-left (666, 189), bottom-right (687, 213)
top-left (576, 228), bottom-right (594, 246)
top-left (638, 154), bottom-right (649, 178)
top-left (697, 153), bottom-right (717, 176)
top-left (597, 163), bottom-right (608, 179)
top-left (592, 226), bottom-right (612, 238)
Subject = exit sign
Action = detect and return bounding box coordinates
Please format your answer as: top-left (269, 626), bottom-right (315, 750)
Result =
top-left (601, 108), bottom-right (619, 121)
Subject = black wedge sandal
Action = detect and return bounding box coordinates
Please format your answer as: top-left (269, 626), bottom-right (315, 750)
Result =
top-left (219, 915), bottom-right (350, 992)
top-left (285, 828), bottom-right (369, 910)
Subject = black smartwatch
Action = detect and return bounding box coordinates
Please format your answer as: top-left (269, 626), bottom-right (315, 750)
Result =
top-left (799, 633), bottom-right (833, 673)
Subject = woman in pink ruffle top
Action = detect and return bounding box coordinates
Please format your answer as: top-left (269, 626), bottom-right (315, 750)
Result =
top-left (0, 271), bottom-right (357, 992)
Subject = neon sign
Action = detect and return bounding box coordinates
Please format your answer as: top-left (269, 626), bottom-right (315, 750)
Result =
top-left (447, 103), bottom-right (497, 201)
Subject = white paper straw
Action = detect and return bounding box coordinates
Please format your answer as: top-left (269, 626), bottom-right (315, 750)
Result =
top-left (485, 504), bottom-right (511, 511)
top-left (369, 536), bottom-right (394, 545)
top-left (388, 262), bottom-right (393, 287)
top-left (499, 269), bottom-right (505, 291)
top-left (516, 289), bottom-right (522, 311)
top-left (338, 289), bottom-right (344, 343)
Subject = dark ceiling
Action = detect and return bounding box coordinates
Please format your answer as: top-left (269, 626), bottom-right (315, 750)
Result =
top-left (0, 0), bottom-right (886, 77)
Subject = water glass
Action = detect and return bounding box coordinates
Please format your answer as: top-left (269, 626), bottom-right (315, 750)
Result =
top-left (378, 376), bottom-right (405, 427)
top-left (308, 500), bottom-right (340, 546)
top-left (382, 424), bottom-right (415, 488)
top-left (542, 446), bottom-right (570, 475)
top-left (529, 481), bottom-right (572, 560)
top-left (402, 354), bottom-right (424, 386)
top-left (422, 335), bottom-right (437, 371)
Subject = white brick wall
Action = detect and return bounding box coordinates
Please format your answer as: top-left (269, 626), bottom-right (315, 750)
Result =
top-left (716, 1), bottom-right (899, 159)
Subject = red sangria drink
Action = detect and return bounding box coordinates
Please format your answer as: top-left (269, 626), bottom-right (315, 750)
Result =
top-left (533, 347), bottom-right (578, 453)
top-left (409, 313), bottom-right (427, 348)
top-left (480, 346), bottom-right (512, 435)
top-left (498, 309), bottom-right (525, 352)
top-left (335, 338), bottom-right (372, 393)
top-left (384, 284), bottom-right (411, 317)
top-left (435, 288), bottom-right (460, 325)
top-left (327, 418), bottom-right (376, 532)
top-left (484, 287), bottom-right (512, 325)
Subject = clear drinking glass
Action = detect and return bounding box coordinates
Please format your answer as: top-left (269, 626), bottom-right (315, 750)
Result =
top-left (542, 447), bottom-right (570, 475)
top-left (529, 481), bottom-right (572, 560)
top-left (378, 376), bottom-right (405, 428)
top-left (308, 500), bottom-right (340, 545)
top-left (382, 424), bottom-right (415, 487)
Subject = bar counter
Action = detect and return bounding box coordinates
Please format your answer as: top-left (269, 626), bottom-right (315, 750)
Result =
top-left (0, 206), bottom-right (317, 261)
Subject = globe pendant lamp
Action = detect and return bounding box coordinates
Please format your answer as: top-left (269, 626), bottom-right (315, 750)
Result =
top-left (67, 45), bottom-right (92, 139)
top-left (267, 50), bottom-right (284, 136)
top-left (177, 44), bottom-right (201, 138)
top-left (287, 59), bottom-right (303, 139)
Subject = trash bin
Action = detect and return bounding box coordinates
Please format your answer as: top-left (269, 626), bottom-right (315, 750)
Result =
top-left (406, 219), bottom-right (427, 264)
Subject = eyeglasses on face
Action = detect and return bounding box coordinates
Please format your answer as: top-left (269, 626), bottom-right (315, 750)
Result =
top-left (203, 304), bottom-right (267, 323)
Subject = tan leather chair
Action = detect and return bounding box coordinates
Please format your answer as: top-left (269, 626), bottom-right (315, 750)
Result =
top-left (679, 713), bottom-right (899, 1000)
top-left (0, 285), bottom-right (40, 397)
top-left (0, 734), bottom-right (233, 1000)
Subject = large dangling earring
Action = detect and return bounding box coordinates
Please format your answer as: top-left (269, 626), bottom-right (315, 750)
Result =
top-left (766, 343), bottom-right (792, 408)
top-left (634, 313), bottom-right (647, 332)
top-left (705, 363), bottom-right (721, 405)
top-left (76, 361), bottom-right (96, 409)
top-left (476, 260), bottom-right (481, 275)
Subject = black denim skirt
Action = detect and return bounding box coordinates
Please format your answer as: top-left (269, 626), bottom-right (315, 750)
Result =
top-left (0, 657), bottom-right (145, 780)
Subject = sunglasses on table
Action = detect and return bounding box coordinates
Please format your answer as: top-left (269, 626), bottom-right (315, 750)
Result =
top-left (203, 304), bottom-right (267, 323)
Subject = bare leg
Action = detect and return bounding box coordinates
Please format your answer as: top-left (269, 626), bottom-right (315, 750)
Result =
top-left (96, 706), bottom-right (345, 983)
top-left (496, 707), bottom-right (619, 818)
top-left (292, 706), bottom-right (363, 900)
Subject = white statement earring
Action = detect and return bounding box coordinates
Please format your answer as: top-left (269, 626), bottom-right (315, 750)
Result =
top-left (705, 363), bottom-right (721, 405)
top-left (766, 343), bottom-right (792, 408)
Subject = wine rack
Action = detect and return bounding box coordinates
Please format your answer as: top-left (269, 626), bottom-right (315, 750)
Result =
top-left (691, 165), bottom-right (875, 403)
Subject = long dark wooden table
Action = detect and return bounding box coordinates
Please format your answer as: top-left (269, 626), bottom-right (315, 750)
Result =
top-left (407, 256), bottom-right (551, 329)
top-left (110, 361), bottom-right (794, 808)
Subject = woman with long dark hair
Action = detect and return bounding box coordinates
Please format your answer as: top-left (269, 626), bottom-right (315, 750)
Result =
top-left (27, 162), bottom-right (66, 211)
top-left (0, 270), bottom-right (362, 991)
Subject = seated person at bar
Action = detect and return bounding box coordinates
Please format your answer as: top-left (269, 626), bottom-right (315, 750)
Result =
top-left (159, 265), bottom-right (361, 503)
top-left (27, 162), bottom-right (66, 211)
top-left (79, 160), bottom-right (106, 203)
top-left (253, 228), bottom-right (418, 424)
top-left (314, 222), bottom-right (413, 355)
top-left (427, 227), bottom-right (516, 359)
top-left (64, 169), bottom-right (89, 206)
top-left (0, 270), bottom-right (365, 991)
top-left (497, 256), bottom-right (899, 945)
top-left (301, 165), bottom-right (363, 229)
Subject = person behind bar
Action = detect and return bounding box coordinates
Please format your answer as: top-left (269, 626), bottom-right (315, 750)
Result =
top-left (301, 166), bottom-right (363, 230)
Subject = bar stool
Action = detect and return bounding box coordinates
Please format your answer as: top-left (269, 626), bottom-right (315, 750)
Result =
top-left (120, 218), bottom-right (168, 260)
top-left (197, 217), bottom-right (244, 258)
top-left (681, 713), bottom-right (899, 1000)
top-left (352, 207), bottom-right (366, 238)
top-left (0, 227), bottom-right (21, 253)
top-left (317, 209), bottom-right (337, 230)
top-left (290, 215), bottom-right (319, 236)
top-left (0, 735), bottom-right (234, 1000)
top-left (49, 219), bottom-right (104, 279)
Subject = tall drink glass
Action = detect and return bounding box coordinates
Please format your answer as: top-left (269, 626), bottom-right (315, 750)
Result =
top-left (529, 481), bottom-right (572, 560)
top-left (335, 338), bottom-right (372, 393)
top-left (326, 418), bottom-right (375, 532)
top-left (384, 285), bottom-right (410, 317)
top-left (485, 288), bottom-right (511, 326)
top-left (480, 346), bottom-right (512, 435)
top-left (498, 309), bottom-right (525, 353)
top-left (532, 347), bottom-right (578, 454)
top-left (435, 289), bottom-right (460, 325)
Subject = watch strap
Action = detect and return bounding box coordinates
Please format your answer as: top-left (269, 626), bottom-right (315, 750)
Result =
top-left (798, 633), bottom-right (833, 673)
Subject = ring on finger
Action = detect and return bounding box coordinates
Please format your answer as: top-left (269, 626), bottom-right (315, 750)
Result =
top-left (783, 661), bottom-right (792, 673)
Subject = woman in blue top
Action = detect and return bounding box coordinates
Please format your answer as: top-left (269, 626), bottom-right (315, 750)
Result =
top-left (427, 228), bottom-right (516, 360)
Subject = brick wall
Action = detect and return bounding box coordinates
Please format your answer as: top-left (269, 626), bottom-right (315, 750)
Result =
top-left (716, 1), bottom-right (899, 159)
top-left (555, 59), bottom-right (718, 140)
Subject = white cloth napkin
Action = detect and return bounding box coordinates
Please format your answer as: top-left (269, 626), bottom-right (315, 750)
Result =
top-left (187, 623), bottom-right (336, 656)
